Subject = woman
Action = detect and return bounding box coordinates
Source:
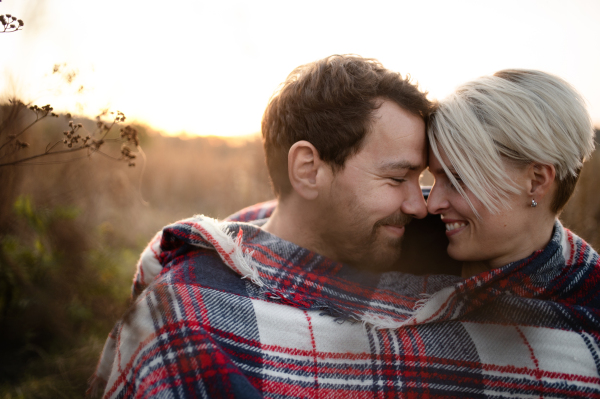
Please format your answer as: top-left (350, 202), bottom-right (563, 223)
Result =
top-left (417, 69), bottom-right (600, 395)
top-left (427, 69), bottom-right (596, 277)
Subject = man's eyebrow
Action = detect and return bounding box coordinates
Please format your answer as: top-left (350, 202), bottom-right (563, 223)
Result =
top-left (378, 161), bottom-right (422, 172)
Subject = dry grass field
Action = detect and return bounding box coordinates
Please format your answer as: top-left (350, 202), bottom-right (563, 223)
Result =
top-left (0, 106), bottom-right (598, 397)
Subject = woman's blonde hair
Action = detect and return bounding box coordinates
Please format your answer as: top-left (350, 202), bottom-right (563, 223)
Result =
top-left (428, 69), bottom-right (596, 216)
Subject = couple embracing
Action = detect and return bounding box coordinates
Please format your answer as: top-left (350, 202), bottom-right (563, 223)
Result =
top-left (91, 55), bottom-right (600, 398)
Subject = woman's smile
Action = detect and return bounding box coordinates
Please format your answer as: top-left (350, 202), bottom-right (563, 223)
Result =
top-left (441, 218), bottom-right (468, 236)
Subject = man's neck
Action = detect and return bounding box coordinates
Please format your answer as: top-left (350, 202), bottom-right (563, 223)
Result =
top-left (261, 196), bottom-right (333, 261)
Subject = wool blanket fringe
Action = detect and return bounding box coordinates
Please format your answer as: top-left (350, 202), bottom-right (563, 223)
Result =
top-left (136, 215), bottom-right (418, 328)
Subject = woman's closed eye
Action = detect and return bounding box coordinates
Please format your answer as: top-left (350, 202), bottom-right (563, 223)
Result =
top-left (449, 174), bottom-right (464, 190)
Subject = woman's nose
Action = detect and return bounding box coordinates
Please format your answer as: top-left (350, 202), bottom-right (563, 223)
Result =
top-left (426, 182), bottom-right (449, 215)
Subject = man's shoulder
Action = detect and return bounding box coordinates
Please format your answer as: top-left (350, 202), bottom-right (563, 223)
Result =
top-left (225, 199), bottom-right (277, 222)
top-left (157, 244), bottom-right (250, 295)
top-left (132, 215), bottom-right (267, 300)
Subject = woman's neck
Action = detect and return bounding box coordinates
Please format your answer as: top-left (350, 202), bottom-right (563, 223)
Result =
top-left (461, 217), bottom-right (557, 278)
top-left (461, 262), bottom-right (488, 278)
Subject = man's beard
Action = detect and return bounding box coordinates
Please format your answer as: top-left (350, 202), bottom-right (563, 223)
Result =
top-left (360, 212), bottom-right (414, 271)
top-left (319, 207), bottom-right (414, 272)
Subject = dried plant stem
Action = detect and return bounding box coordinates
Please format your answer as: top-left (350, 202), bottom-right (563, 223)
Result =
top-left (0, 146), bottom-right (89, 167)
top-left (0, 115), bottom-right (47, 152)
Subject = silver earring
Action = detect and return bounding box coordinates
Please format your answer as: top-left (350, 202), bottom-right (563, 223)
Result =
top-left (531, 199), bottom-right (538, 208)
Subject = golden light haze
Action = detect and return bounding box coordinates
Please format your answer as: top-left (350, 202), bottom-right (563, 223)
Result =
top-left (1, 0), bottom-right (600, 137)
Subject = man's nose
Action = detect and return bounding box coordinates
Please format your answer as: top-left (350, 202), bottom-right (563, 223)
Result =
top-left (426, 182), bottom-right (448, 215)
top-left (401, 183), bottom-right (428, 219)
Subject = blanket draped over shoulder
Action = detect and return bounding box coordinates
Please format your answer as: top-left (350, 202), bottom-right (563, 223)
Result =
top-left (92, 202), bottom-right (600, 398)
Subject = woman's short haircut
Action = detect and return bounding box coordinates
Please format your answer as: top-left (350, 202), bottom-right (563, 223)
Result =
top-left (428, 69), bottom-right (596, 216)
top-left (262, 54), bottom-right (433, 197)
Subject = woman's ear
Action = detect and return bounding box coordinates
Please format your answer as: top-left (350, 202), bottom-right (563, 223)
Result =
top-left (527, 163), bottom-right (556, 201)
top-left (288, 141), bottom-right (329, 200)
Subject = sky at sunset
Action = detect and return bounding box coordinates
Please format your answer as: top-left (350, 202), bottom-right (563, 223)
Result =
top-left (1, 0), bottom-right (600, 137)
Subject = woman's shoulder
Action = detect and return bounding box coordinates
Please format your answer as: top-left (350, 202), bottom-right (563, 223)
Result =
top-left (557, 221), bottom-right (600, 269)
top-left (549, 221), bottom-right (600, 309)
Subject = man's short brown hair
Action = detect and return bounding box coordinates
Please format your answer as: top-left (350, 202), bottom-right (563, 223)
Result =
top-left (261, 54), bottom-right (434, 197)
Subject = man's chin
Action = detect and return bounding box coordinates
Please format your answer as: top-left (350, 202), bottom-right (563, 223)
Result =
top-left (368, 255), bottom-right (403, 272)
top-left (351, 240), bottom-right (403, 272)
top-left (372, 235), bottom-right (405, 271)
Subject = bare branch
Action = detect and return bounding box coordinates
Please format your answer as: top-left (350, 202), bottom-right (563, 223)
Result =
top-left (0, 146), bottom-right (88, 167)
top-left (6, 153), bottom-right (92, 166)
top-left (0, 114), bottom-right (47, 152)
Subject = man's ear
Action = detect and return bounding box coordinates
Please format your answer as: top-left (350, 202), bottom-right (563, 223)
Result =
top-left (527, 163), bottom-right (556, 202)
top-left (288, 141), bottom-right (329, 201)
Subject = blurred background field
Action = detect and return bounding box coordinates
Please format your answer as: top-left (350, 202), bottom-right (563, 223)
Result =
top-left (0, 104), bottom-right (599, 398)
top-left (0, 107), bottom-right (274, 398)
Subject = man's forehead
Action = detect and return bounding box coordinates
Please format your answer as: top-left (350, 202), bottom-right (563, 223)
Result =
top-left (350, 100), bottom-right (426, 169)
top-left (364, 134), bottom-right (427, 173)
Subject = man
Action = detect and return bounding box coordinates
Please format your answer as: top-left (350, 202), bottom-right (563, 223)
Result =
top-left (92, 54), bottom-right (441, 397)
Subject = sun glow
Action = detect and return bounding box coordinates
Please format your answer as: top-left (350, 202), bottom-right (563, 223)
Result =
top-left (2, 0), bottom-right (600, 137)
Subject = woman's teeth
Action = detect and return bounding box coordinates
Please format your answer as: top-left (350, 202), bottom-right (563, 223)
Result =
top-left (446, 222), bottom-right (467, 232)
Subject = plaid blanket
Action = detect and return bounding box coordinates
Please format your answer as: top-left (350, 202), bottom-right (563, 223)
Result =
top-left (93, 203), bottom-right (600, 398)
